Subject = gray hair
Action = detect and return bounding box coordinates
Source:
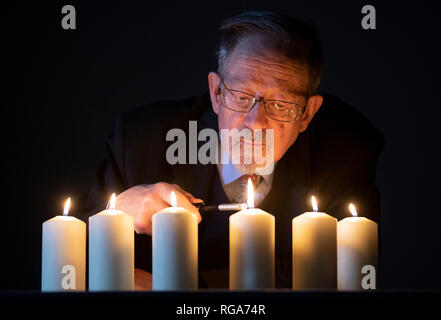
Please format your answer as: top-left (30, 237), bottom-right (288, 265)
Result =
top-left (217, 11), bottom-right (323, 95)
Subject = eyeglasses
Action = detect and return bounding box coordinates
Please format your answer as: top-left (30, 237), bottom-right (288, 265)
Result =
top-left (217, 79), bottom-right (307, 122)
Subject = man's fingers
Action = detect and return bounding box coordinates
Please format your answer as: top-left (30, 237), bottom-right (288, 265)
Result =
top-left (135, 198), bottom-right (168, 234)
top-left (172, 190), bottom-right (202, 223)
top-left (171, 184), bottom-right (204, 204)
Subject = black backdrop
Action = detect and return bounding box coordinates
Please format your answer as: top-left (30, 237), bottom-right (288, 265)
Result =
top-left (3, 0), bottom-right (440, 290)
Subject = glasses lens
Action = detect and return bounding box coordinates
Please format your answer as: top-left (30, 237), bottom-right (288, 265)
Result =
top-left (222, 89), bottom-right (253, 112)
top-left (266, 102), bottom-right (298, 121)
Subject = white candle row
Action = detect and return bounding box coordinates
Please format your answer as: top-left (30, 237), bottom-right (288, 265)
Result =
top-left (292, 197), bottom-right (378, 290)
top-left (41, 185), bottom-right (377, 292)
top-left (230, 183), bottom-right (378, 291)
top-left (41, 194), bottom-right (134, 292)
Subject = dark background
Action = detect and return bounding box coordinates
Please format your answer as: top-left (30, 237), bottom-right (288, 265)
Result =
top-left (3, 0), bottom-right (440, 290)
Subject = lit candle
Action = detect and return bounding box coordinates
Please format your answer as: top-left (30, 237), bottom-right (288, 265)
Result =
top-left (89, 193), bottom-right (134, 291)
top-left (41, 197), bottom-right (86, 291)
top-left (152, 191), bottom-right (198, 290)
top-left (229, 178), bottom-right (275, 290)
top-left (337, 203), bottom-right (378, 290)
top-left (292, 196), bottom-right (337, 290)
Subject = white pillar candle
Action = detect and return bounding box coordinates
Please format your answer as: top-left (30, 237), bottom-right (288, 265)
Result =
top-left (292, 196), bottom-right (337, 290)
top-left (152, 191), bottom-right (198, 290)
top-left (229, 179), bottom-right (275, 290)
top-left (41, 198), bottom-right (86, 291)
top-left (89, 193), bottom-right (134, 291)
top-left (337, 203), bottom-right (378, 290)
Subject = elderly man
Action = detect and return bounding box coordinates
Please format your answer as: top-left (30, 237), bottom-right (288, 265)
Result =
top-left (82, 11), bottom-right (384, 289)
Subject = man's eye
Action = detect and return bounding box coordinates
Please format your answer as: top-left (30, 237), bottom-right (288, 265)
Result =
top-left (237, 96), bottom-right (250, 102)
top-left (274, 103), bottom-right (288, 111)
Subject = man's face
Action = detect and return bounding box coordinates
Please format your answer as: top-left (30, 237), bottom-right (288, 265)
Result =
top-left (209, 37), bottom-right (323, 170)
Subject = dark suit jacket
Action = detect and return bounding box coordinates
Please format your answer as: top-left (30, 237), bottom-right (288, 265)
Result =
top-left (80, 92), bottom-right (384, 288)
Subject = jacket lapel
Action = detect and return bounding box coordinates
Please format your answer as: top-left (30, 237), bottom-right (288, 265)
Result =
top-left (260, 128), bottom-right (312, 218)
top-left (170, 93), bottom-right (219, 201)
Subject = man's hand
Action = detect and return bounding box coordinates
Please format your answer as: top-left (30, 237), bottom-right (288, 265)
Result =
top-left (134, 268), bottom-right (152, 291)
top-left (115, 182), bottom-right (203, 235)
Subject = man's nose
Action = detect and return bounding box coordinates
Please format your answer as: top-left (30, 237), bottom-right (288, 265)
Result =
top-left (243, 101), bottom-right (268, 128)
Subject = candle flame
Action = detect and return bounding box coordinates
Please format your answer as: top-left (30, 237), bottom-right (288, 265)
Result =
top-left (63, 197), bottom-right (71, 216)
top-left (107, 193), bottom-right (116, 211)
top-left (349, 203), bottom-right (358, 217)
top-left (170, 191), bottom-right (177, 207)
top-left (247, 178), bottom-right (254, 209)
top-left (311, 196), bottom-right (318, 212)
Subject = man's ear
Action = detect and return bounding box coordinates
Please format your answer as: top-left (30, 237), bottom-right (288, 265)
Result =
top-left (299, 94), bottom-right (323, 133)
top-left (208, 72), bottom-right (222, 115)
